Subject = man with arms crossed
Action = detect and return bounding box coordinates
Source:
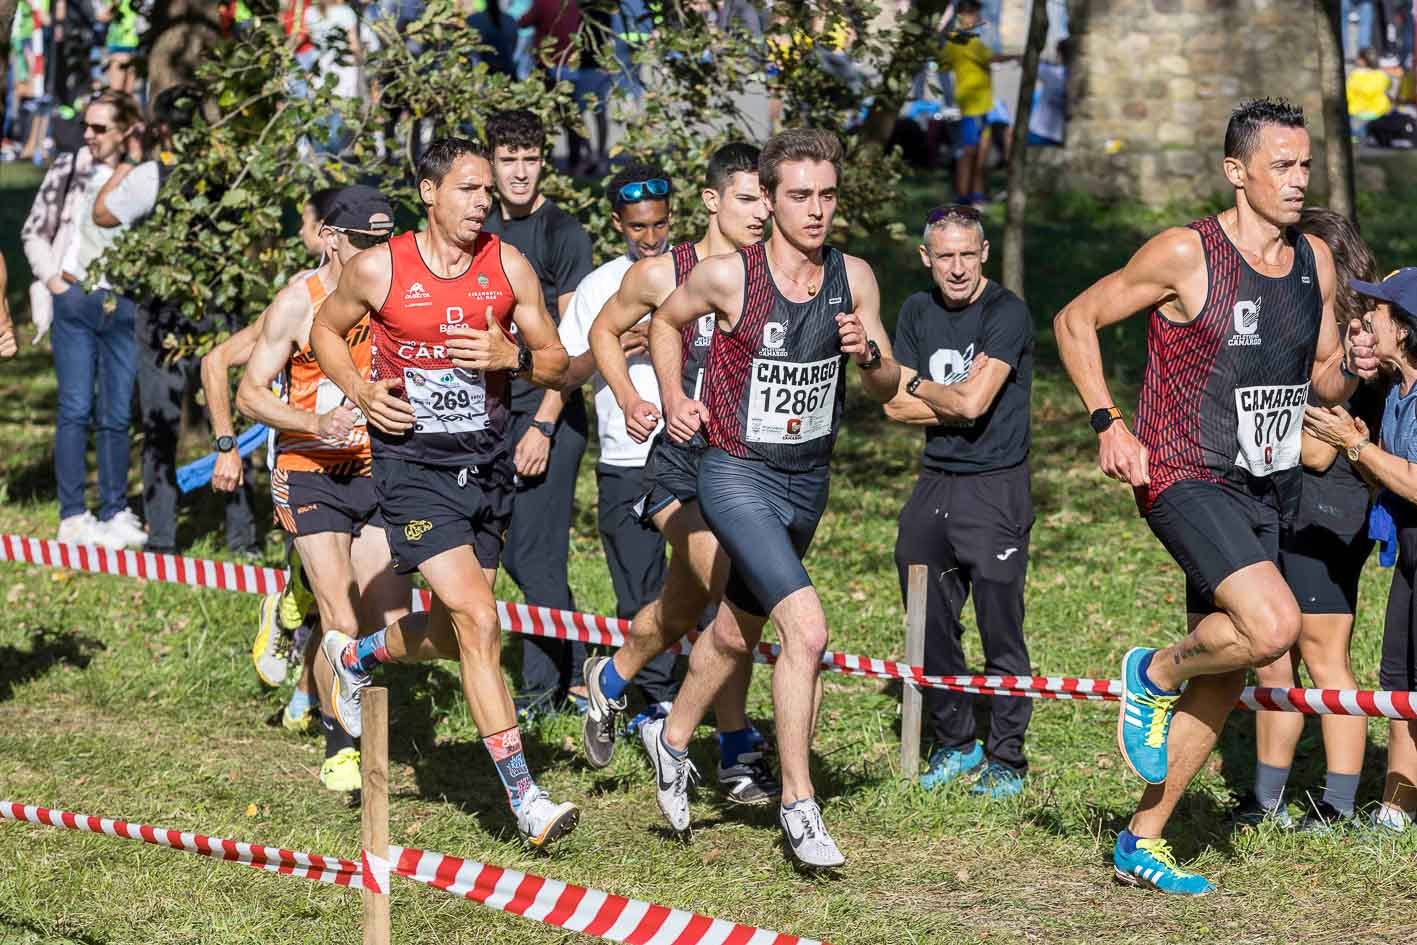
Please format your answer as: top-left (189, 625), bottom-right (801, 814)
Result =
top-left (1054, 99), bottom-right (1378, 894)
top-left (642, 129), bottom-right (900, 867)
top-left (582, 143), bottom-right (781, 805)
top-left (310, 138), bottom-right (578, 847)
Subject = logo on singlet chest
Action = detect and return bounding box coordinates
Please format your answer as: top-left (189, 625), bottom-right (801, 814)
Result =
top-left (1229, 297), bottom-right (1263, 347)
top-left (694, 313), bottom-right (714, 346)
top-left (759, 321), bottom-right (788, 357)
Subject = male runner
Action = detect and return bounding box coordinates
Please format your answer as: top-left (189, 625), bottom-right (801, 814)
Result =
top-left (310, 137), bottom-right (579, 847)
top-left (581, 142), bottom-right (782, 805)
top-left (235, 185), bottom-right (410, 794)
top-left (1053, 99), bottom-right (1379, 894)
top-left (640, 129), bottom-right (900, 867)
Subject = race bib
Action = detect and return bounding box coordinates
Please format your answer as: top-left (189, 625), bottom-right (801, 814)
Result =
top-left (315, 377), bottom-right (366, 426)
top-left (405, 366), bottom-right (488, 435)
top-left (1234, 383), bottom-right (1307, 476)
top-left (745, 356), bottom-right (839, 444)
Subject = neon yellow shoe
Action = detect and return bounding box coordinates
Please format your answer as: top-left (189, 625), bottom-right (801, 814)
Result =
top-left (252, 593), bottom-right (289, 687)
top-left (320, 747), bottom-right (362, 793)
top-left (279, 546), bottom-right (315, 632)
top-left (282, 701), bottom-right (315, 734)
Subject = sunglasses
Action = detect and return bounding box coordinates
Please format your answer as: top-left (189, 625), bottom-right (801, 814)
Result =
top-left (925, 204), bottom-right (982, 227)
top-left (84, 122), bottom-right (111, 134)
top-left (332, 226), bottom-right (393, 247)
top-left (617, 178), bottom-right (670, 203)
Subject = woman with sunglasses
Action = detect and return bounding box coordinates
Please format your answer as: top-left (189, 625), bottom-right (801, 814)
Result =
top-left (21, 88), bottom-right (146, 550)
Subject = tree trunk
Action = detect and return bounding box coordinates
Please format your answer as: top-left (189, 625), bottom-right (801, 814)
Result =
top-left (859, 0), bottom-right (953, 148)
top-left (0, 0), bottom-right (18, 93)
top-left (145, 0), bottom-right (224, 101)
top-left (1001, 0), bottom-right (1048, 298)
top-left (1315, 0), bottom-right (1357, 221)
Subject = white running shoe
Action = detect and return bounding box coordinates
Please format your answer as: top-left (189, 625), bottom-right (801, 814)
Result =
top-left (98, 509), bottom-right (147, 548)
top-left (1372, 802), bottom-right (1413, 834)
top-left (57, 512), bottom-right (103, 545)
top-left (252, 593), bottom-right (289, 687)
top-left (320, 630), bottom-right (368, 738)
top-left (516, 785), bottom-right (580, 848)
top-left (779, 796), bottom-right (845, 869)
top-left (640, 717), bottom-right (696, 834)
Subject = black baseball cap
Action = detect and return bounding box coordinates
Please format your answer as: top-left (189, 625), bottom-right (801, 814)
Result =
top-left (324, 185), bottom-right (395, 234)
top-left (1351, 267), bottom-right (1417, 316)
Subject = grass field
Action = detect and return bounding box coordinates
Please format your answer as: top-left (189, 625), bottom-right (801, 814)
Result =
top-left (2, 161), bottom-right (1417, 944)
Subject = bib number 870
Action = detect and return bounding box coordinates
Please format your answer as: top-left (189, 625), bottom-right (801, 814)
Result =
top-left (758, 383), bottom-right (832, 415)
top-left (1252, 409), bottom-right (1292, 447)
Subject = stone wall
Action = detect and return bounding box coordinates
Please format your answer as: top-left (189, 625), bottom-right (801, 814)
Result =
top-left (1032, 0), bottom-right (1329, 205)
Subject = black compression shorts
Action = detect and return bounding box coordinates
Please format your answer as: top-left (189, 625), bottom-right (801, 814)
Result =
top-left (1146, 479), bottom-right (1281, 615)
top-left (373, 455), bottom-right (514, 574)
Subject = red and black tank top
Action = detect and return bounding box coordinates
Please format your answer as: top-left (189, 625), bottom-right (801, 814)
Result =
top-left (670, 241), bottom-right (714, 401)
top-left (370, 230), bottom-right (517, 467)
top-left (1134, 215), bottom-right (1321, 514)
top-left (700, 242), bottom-right (852, 472)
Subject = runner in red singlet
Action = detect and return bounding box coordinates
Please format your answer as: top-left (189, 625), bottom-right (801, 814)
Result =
top-left (1054, 99), bottom-right (1379, 894)
top-left (309, 138), bottom-right (578, 847)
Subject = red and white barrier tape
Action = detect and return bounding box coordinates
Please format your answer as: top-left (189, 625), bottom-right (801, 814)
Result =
top-left (0, 801), bottom-right (370, 889)
top-left (393, 845), bottom-right (826, 945)
top-left (5, 533), bottom-right (1416, 720)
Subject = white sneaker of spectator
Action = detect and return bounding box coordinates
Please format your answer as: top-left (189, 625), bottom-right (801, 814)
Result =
top-left (97, 509), bottom-right (148, 548)
top-left (1371, 802), bottom-right (1413, 833)
top-left (58, 512), bottom-right (110, 547)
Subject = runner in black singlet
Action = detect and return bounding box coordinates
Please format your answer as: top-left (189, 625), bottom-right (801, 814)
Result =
top-left (1054, 99), bottom-right (1379, 894)
top-left (640, 130), bottom-right (901, 868)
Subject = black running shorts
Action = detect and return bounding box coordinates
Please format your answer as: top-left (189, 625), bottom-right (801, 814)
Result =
top-left (373, 455), bottom-right (514, 574)
top-left (697, 447), bottom-right (829, 618)
top-left (272, 468), bottom-right (380, 537)
top-left (637, 432), bottom-right (704, 524)
top-left (1146, 479), bottom-right (1281, 614)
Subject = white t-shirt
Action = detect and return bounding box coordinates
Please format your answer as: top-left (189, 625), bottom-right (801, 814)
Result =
top-left (559, 254), bottom-right (663, 467)
top-left (105, 160), bottom-right (161, 226)
top-left (306, 3), bottom-right (377, 98)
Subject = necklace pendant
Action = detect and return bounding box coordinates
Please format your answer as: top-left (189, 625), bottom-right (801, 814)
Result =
top-left (808, 282), bottom-right (818, 296)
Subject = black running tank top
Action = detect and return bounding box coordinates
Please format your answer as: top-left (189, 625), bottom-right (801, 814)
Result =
top-left (671, 241), bottom-right (713, 400)
top-left (701, 242), bottom-right (852, 472)
top-left (1134, 216), bottom-right (1322, 514)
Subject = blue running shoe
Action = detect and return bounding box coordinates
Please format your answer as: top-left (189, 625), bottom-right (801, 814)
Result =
top-left (920, 741), bottom-right (985, 789)
top-left (1112, 831), bottom-right (1214, 896)
top-left (1118, 647), bottom-right (1179, 784)
top-left (969, 761), bottom-right (1024, 799)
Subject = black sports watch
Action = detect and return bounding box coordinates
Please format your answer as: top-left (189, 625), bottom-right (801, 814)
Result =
top-left (1089, 406), bottom-right (1124, 434)
top-left (511, 343), bottom-right (533, 377)
top-left (905, 374), bottom-right (924, 396)
top-left (215, 434), bottom-right (237, 453)
top-left (858, 339), bottom-right (882, 370)
top-left (530, 420), bottom-right (556, 440)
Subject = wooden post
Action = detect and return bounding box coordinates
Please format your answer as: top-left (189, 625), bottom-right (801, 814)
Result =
top-left (900, 565), bottom-right (928, 781)
top-left (361, 687), bottom-right (390, 945)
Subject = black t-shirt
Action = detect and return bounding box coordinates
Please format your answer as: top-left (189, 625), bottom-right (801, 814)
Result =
top-left (483, 198), bottom-right (594, 412)
top-left (1294, 380), bottom-right (1385, 532)
top-left (892, 281), bottom-right (1033, 473)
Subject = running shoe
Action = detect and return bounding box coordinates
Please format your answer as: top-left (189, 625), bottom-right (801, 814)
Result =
top-left (1297, 798), bottom-right (1357, 834)
top-left (920, 741), bottom-right (986, 790)
top-left (280, 547), bottom-right (314, 632)
top-left (282, 700), bottom-right (315, 734)
top-left (581, 656), bottom-right (627, 769)
top-left (641, 716), bottom-right (696, 834)
top-left (1227, 791), bottom-right (1293, 830)
top-left (1117, 647), bottom-right (1179, 784)
top-left (1371, 802), bottom-right (1413, 834)
top-left (1112, 831), bottom-right (1214, 895)
top-left (969, 761), bottom-right (1024, 799)
top-left (320, 747), bottom-right (362, 793)
top-left (779, 797), bottom-right (845, 869)
top-left (716, 750), bottom-right (782, 806)
top-left (252, 593), bottom-right (289, 687)
top-left (516, 785), bottom-right (580, 848)
top-left (320, 630), bottom-right (369, 739)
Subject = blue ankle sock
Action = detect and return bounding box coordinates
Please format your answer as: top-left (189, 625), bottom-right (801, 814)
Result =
top-left (718, 728), bottom-right (756, 767)
top-left (600, 658), bottom-right (630, 702)
top-left (349, 629), bottom-right (391, 674)
top-left (1117, 829), bottom-right (1139, 854)
top-left (286, 688), bottom-right (314, 718)
top-left (1137, 651), bottom-right (1178, 696)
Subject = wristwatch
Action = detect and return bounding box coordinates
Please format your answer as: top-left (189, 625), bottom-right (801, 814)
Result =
top-left (1340, 357), bottom-right (1359, 381)
top-left (530, 420), bottom-right (556, 440)
top-left (1089, 406), bottom-right (1124, 434)
top-left (215, 435), bottom-right (237, 453)
top-left (906, 374), bottom-right (924, 397)
top-left (1347, 438), bottom-right (1370, 463)
top-left (511, 343), bottom-right (533, 377)
top-left (859, 340), bottom-right (882, 370)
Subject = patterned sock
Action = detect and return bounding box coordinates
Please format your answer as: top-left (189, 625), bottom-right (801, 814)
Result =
top-left (1254, 762), bottom-right (1290, 810)
top-left (286, 687), bottom-right (314, 719)
top-left (484, 727), bottom-right (535, 813)
top-left (600, 658), bottom-right (630, 702)
top-left (321, 713), bottom-right (355, 758)
top-left (718, 728), bottom-right (757, 768)
top-left (345, 629), bottom-right (391, 674)
top-left (1322, 771), bottom-right (1360, 815)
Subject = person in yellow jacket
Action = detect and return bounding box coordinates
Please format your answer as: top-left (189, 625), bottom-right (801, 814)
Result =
top-left (938, 0), bottom-right (993, 204)
top-left (1347, 47), bottom-right (1392, 142)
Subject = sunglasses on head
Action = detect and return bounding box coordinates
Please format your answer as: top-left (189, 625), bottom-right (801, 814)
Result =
top-left (617, 178), bottom-right (670, 203)
top-left (925, 204), bottom-right (982, 227)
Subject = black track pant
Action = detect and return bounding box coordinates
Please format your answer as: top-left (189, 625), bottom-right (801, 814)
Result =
top-left (893, 463), bottom-right (1033, 772)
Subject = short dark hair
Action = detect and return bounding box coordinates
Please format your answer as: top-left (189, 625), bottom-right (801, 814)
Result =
top-left (486, 109), bottom-right (545, 153)
top-left (759, 128), bottom-right (843, 197)
top-left (608, 160), bottom-right (670, 210)
top-left (955, 0), bottom-right (983, 14)
top-left (307, 187), bottom-right (343, 222)
top-left (1224, 98), bottom-right (1306, 163)
top-left (1294, 207), bottom-right (1376, 324)
top-left (416, 137), bottom-right (489, 188)
top-left (706, 142), bottom-right (760, 193)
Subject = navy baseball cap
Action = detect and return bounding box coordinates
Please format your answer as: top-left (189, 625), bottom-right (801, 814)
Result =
top-left (1351, 267), bottom-right (1417, 315)
top-left (324, 185), bottom-right (395, 234)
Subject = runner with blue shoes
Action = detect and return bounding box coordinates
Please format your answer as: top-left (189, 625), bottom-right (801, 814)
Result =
top-left (1054, 99), bottom-right (1379, 894)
